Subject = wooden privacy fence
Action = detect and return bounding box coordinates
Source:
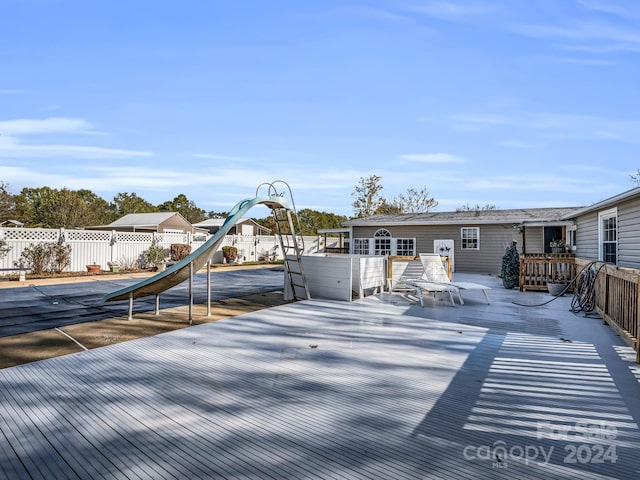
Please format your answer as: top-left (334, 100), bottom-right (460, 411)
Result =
top-left (574, 258), bottom-right (640, 363)
top-left (519, 253), bottom-right (577, 292)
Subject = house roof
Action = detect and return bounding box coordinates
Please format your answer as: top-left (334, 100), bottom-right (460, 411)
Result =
top-left (561, 186), bottom-right (640, 219)
top-left (193, 217), bottom-right (271, 232)
top-left (344, 207), bottom-right (583, 227)
top-left (108, 212), bottom-right (182, 227)
top-left (193, 217), bottom-right (253, 227)
top-left (0, 219), bottom-right (24, 227)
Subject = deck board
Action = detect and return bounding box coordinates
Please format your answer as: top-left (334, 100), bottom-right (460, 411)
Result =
top-left (1, 274), bottom-right (640, 479)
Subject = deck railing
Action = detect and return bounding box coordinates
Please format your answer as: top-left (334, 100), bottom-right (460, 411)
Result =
top-left (521, 255), bottom-right (639, 362)
top-left (519, 253), bottom-right (577, 292)
top-left (574, 258), bottom-right (640, 362)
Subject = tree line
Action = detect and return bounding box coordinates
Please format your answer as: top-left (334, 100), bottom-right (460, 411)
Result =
top-left (0, 175), bottom-right (504, 235)
top-left (0, 181), bottom-right (348, 235)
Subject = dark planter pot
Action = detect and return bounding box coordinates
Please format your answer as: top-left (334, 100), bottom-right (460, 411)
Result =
top-left (502, 279), bottom-right (517, 289)
top-left (548, 282), bottom-right (568, 296)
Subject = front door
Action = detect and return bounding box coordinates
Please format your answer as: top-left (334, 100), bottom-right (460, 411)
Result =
top-left (544, 226), bottom-right (564, 253)
top-left (434, 239), bottom-right (455, 272)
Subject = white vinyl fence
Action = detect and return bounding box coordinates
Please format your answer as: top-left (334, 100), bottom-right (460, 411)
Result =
top-left (0, 227), bottom-right (327, 275)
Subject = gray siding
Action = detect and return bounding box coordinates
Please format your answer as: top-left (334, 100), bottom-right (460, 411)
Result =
top-left (352, 224), bottom-right (523, 274)
top-left (575, 196), bottom-right (640, 268)
top-left (523, 227), bottom-right (544, 254)
top-left (618, 197), bottom-right (640, 268)
top-left (575, 212), bottom-right (598, 260)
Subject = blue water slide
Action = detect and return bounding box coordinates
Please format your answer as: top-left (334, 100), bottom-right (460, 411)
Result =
top-left (102, 194), bottom-right (288, 302)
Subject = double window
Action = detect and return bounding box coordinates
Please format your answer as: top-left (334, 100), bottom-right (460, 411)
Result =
top-left (352, 229), bottom-right (415, 256)
top-left (599, 208), bottom-right (617, 264)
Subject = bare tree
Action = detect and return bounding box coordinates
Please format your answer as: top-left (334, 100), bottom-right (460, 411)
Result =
top-left (352, 175), bottom-right (385, 218)
top-left (392, 187), bottom-right (438, 213)
top-left (456, 203), bottom-right (497, 212)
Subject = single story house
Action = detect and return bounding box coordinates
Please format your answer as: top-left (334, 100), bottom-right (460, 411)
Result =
top-left (87, 212), bottom-right (208, 235)
top-left (193, 217), bottom-right (271, 236)
top-left (562, 186), bottom-right (640, 269)
top-left (342, 207), bottom-right (581, 273)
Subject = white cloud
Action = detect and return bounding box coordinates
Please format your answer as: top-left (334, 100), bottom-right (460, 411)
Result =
top-left (0, 89), bottom-right (22, 95)
top-left (551, 56), bottom-right (614, 66)
top-left (408, 1), bottom-right (495, 21)
top-left (399, 153), bottom-right (465, 163)
top-left (0, 137), bottom-right (152, 159)
top-left (497, 140), bottom-right (545, 149)
top-left (191, 153), bottom-right (253, 161)
top-left (577, 0), bottom-right (640, 19)
top-left (452, 111), bottom-right (640, 144)
top-left (513, 20), bottom-right (640, 54)
top-left (0, 117), bottom-right (95, 135)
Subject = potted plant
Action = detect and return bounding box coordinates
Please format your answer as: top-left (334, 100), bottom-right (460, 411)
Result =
top-left (107, 261), bottom-right (120, 273)
top-left (222, 245), bottom-right (238, 264)
top-left (143, 244), bottom-right (167, 270)
top-left (86, 262), bottom-right (101, 274)
top-left (550, 239), bottom-right (565, 254)
top-left (500, 241), bottom-right (520, 289)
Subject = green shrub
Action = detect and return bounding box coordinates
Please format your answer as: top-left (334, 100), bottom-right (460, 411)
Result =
top-left (0, 239), bottom-right (11, 259)
top-left (222, 245), bottom-right (238, 262)
top-left (143, 244), bottom-right (167, 267)
top-left (16, 242), bottom-right (72, 275)
top-left (500, 241), bottom-right (520, 289)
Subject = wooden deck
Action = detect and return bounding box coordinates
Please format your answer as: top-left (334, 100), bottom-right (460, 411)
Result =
top-left (2, 273), bottom-right (640, 479)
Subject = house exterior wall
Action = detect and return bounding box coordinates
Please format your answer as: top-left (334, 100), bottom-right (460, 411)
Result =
top-left (574, 195), bottom-right (640, 268)
top-left (159, 215), bottom-right (198, 233)
top-left (575, 213), bottom-right (598, 261)
top-left (523, 227), bottom-right (544, 254)
top-left (351, 224), bottom-right (523, 273)
top-left (619, 198), bottom-right (640, 267)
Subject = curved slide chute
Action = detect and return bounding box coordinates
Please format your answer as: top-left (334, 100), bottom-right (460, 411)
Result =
top-left (102, 194), bottom-right (289, 302)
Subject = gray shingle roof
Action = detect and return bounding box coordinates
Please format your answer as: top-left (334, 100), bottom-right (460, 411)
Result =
top-left (344, 206), bottom-right (583, 226)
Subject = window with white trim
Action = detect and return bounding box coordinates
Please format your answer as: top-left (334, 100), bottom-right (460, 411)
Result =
top-left (352, 238), bottom-right (369, 255)
top-left (461, 227), bottom-right (479, 250)
top-left (396, 238), bottom-right (415, 257)
top-left (374, 229), bottom-right (392, 255)
top-left (598, 208), bottom-right (617, 264)
top-left (567, 225), bottom-right (577, 251)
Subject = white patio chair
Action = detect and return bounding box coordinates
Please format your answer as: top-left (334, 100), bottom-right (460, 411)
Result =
top-left (419, 253), bottom-right (491, 305)
top-left (388, 259), bottom-right (459, 307)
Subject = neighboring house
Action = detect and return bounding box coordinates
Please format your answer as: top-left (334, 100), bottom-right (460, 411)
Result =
top-left (193, 217), bottom-right (271, 236)
top-left (343, 207), bottom-right (580, 273)
top-left (87, 212), bottom-right (208, 234)
top-left (562, 186), bottom-right (640, 269)
top-left (0, 220), bottom-right (24, 228)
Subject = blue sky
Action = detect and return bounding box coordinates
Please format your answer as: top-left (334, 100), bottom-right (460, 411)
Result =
top-left (1, 0), bottom-right (639, 217)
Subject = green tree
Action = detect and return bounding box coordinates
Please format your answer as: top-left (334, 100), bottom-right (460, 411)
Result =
top-left (352, 174), bottom-right (385, 218)
top-left (391, 187), bottom-right (438, 213)
top-left (296, 209), bottom-right (348, 235)
top-left (0, 181), bottom-right (16, 222)
top-left (111, 192), bottom-right (157, 217)
top-left (157, 194), bottom-right (206, 223)
top-left (13, 187), bottom-right (112, 228)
